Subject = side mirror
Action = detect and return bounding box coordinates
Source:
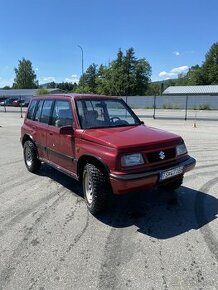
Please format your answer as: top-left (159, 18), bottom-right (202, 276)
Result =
top-left (140, 120), bottom-right (144, 125)
top-left (59, 126), bottom-right (74, 135)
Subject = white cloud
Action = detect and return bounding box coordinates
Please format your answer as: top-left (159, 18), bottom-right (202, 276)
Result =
top-left (159, 71), bottom-right (177, 78)
top-left (170, 66), bottom-right (189, 74)
top-left (35, 68), bottom-right (39, 71)
top-left (65, 74), bottom-right (79, 84)
top-left (173, 51), bottom-right (180, 56)
top-left (159, 65), bottom-right (189, 79)
top-left (43, 77), bottom-right (56, 82)
top-left (65, 78), bottom-right (79, 84)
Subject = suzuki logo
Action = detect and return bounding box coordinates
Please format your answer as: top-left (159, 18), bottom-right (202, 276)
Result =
top-left (159, 151), bottom-right (165, 160)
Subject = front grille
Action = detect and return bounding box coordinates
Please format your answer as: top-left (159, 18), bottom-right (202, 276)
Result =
top-left (147, 148), bottom-right (176, 163)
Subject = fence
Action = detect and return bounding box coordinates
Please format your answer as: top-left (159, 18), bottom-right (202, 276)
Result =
top-left (1, 95), bottom-right (218, 121)
top-left (121, 95), bottom-right (218, 121)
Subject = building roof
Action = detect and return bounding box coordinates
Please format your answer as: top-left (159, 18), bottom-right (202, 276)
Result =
top-left (0, 88), bottom-right (63, 97)
top-left (163, 85), bottom-right (218, 96)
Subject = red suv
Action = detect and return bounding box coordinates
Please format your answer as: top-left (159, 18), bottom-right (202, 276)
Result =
top-left (21, 94), bottom-right (196, 214)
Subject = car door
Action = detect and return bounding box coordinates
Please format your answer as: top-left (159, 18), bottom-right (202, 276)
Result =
top-left (46, 99), bottom-right (76, 174)
top-left (37, 99), bottom-right (54, 160)
top-left (31, 99), bottom-right (46, 159)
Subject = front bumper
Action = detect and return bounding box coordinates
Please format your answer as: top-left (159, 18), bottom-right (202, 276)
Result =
top-left (110, 156), bottom-right (196, 195)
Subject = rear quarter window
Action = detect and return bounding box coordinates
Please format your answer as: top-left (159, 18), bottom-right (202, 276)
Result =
top-left (40, 100), bottom-right (53, 124)
top-left (27, 100), bottom-right (37, 120)
top-left (34, 100), bottom-right (44, 122)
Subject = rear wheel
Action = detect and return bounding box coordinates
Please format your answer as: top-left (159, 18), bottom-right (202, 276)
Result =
top-left (23, 140), bottom-right (41, 173)
top-left (83, 163), bottom-right (109, 215)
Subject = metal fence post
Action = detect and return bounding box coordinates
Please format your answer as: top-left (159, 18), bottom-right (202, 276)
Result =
top-left (153, 95), bottom-right (156, 119)
top-left (185, 95), bottom-right (188, 120)
top-left (20, 96), bottom-right (23, 118)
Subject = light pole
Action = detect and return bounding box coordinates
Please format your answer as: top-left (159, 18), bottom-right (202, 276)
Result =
top-left (77, 45), bottom-right (84, 90)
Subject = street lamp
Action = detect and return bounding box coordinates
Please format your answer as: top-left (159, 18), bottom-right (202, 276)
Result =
top-left (77, 45), bottom-right (84, 89)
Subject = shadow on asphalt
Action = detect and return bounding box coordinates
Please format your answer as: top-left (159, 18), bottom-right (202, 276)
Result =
top-left (37, 164), bottom-right (83, 198)
top-left (98, 186), bottom-right (218, 239)
top-left (37, 164), bottom-right (218, 239)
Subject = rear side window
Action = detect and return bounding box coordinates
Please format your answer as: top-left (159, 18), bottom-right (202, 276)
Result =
top-left (34, 100), bottom-right (44, 121)
top-left (27, 100), bottom-right (37, 120)
top-left (51, 100), bottom-right (74, 127)
top-left (40, 100), bottom-right (53, 124)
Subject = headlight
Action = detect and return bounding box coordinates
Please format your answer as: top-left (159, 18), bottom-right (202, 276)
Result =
top-left (176, 143), bottom-right (187, 156)
top-left (121, 153), bottom-right (144, 167)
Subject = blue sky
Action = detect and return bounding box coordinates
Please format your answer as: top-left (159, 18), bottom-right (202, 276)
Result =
top-left (0, 0), bottom-right (218, 87)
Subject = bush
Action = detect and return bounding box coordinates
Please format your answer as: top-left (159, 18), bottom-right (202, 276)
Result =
top-left (198, 104), bottom-right (210, 110)
top-left (162, 104), bottom-right (179, 109)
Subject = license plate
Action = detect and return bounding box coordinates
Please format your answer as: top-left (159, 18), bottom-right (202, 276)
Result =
top-left (160, 166), bottom-right (183, 181)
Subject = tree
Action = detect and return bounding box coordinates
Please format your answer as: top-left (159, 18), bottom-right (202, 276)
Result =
top-left (57, 82), bottom-right (77, 92)
top-left (96, 64), bottom-right (111, 95)
top-left (13, 58), bottom-right (38, 89)
top-left (202, 42), bottom-right (218, 84)
top-left (78, 63), bottom-right (98, 93)
top-left (105, 50), bottom-right (128, 95)
top-left (2, 85), bottom-right (11, 90)
top-left (133, 58), bottom-right (151, 95)
top-left (175, 43), bottom-right (218, 86)
top-left (36, 88), bottom-right (48, 95)
top-left (98, 48), bottom-right (151, 96)
top-left (46, 82), bottom-right (57, 89)
top-left (44, 81), bottom-right (77, 91)
top-left (187, 65), bottom-right (205, 85)
top-left (76, 48), bottom-right (151, 95)
top-left (175, 65), bottom-right (205, 86)
top-left (145, 83), bottom-right (161, 95)
top-left (123, 48), bottom-right (136, 95)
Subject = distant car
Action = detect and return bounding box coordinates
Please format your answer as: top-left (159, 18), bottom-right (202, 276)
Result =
top-left (15, 97), bottom-right (32, 107)
top-left (12, 99), bottom-right (23, 107)
top-left (0, 97), bottom-right (30, 107)
top-left (0, 97), bottom-right (19, 106)
top-left (0, 97), bottom-right (7, 103)
top-left (21, 94), bottom-right (196, 215)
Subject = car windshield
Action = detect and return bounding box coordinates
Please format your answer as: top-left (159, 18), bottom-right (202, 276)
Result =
top-left (75, 98), bottom-right (141, 129)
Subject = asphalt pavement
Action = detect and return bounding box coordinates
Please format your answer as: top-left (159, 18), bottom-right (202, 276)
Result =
top-left (0, 110), bottom-right (218, 290)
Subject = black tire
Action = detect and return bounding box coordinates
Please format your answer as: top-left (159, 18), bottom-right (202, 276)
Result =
top-left (23, 140), bottom-right (41, 173)
top-left (159, 175), bottom-right (183, 191)
top-left (83, 163), bottom-right (109, 215)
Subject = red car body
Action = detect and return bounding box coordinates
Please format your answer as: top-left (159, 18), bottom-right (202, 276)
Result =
top-left (21, 94), bottom-right (196, 213)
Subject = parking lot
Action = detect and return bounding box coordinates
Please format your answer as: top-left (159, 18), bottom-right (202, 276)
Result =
top-left (0, 110), bottom-right (218, 290)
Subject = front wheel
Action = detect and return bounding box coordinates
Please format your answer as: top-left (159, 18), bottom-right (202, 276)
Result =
top-left (83, 163), bottom-right (109, 215)
top-left (23, 140), bottom-right (41, 173)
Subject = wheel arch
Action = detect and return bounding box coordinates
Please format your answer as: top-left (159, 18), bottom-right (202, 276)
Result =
top-left (21, 134), bottom-right (35, 147)
top-left (77, 154), bottom-right (110, 182)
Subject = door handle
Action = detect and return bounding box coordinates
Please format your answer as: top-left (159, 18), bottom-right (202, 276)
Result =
top-left (49, 132), bottom-right (53, 136)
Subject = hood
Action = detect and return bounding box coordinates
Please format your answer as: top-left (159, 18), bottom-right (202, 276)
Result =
top-left (81, 125), bottom-right (182, 149)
